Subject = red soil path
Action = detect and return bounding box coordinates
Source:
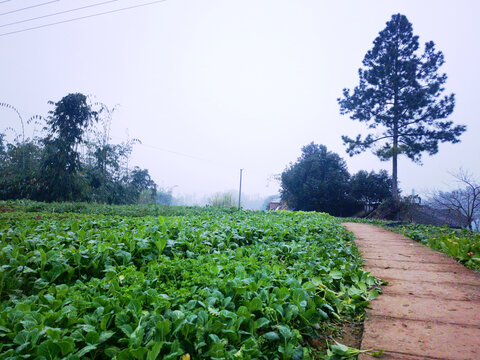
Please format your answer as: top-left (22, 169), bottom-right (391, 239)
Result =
top-left (342, 223), bottom-right (480, 360)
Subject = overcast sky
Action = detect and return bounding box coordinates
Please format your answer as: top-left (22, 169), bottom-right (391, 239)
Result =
top-left (1, 0), bottom-right (478, 203)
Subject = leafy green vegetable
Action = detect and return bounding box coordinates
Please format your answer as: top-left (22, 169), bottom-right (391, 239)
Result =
top-left (0, 206), bottom-right (380, 359)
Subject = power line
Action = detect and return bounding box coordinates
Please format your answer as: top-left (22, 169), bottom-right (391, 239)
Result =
top-left (0, 0), bottom-right (166, 37)
top-left (112, 136), bottom-right (239, 171)
top-left (1, 0), bottom-right (122, 28)
top-left (137, 141), bottom-right (267, 180)
top-left (0, 0), bottom-right (59, 16)
top-left (0, 1), bottom-right (12, 5)
top-left (138, 142), bottom-right (221, 165)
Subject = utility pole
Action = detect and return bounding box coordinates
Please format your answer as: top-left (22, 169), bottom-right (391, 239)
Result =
top-left (238, 169), bottom-right (243, 209)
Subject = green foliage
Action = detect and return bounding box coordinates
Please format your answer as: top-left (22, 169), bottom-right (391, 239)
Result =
top-left (0, 139), bottom-right (43, 200)
top-left (349, 170), bottom-right (392, 213)
top-left (139, 189), bottom-right (157, 205)
top-left (338, 14), bottom-right (466, 198)
top-left (0, 95), bottom-right (157, 204)
top-left (156, 188), bottom-right (174, 206)
top-left (0, 205), bottom-right (380, 359)
top-left (130, 168), bottom-right (157, 201)
top-left (323, 341), bottom-right (369, 359)
top-left (0, 200), bottom-right (239, 217)
top-left (40, 93), bottom-right (97, 202)
top-left (281, 143), bottom-right (359, 216)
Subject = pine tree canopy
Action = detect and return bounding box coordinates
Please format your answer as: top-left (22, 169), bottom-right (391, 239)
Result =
top-left (339, 14), bottom-right (466, 162)
top-left (338, 14), bottom-right (466, 196)
top-left (338, 13), bottom-right (466, 198)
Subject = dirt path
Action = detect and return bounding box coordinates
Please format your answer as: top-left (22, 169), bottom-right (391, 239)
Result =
top-left (342, 223), bottom-right (480, 360)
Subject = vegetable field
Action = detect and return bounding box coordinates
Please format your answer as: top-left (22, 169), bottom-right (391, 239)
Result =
top-left (0, 205), bottom-right (380, 359)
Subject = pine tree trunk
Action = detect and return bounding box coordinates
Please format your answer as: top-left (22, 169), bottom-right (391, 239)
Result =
top-left (392, 114), bottom-right (399, 201)
top-left (392, 151), bottom-right (398, 200)
top-left (392, 23), bottom-right (400, 202)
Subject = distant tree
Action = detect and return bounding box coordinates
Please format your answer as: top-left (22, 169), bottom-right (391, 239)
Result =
top-left (40, 93), bottom-right (97, 201)
top-left (138, 189), bottom-right (156, 204)
top-left (86, 103), bottom-right (120, 181)
top-left (125, 167), bottom-right (157, 202)
top-left (0, 94), bottom-right (159, 204)
top-left (280, 143), bottom-right (358, 216)
top-left (338, 14), bottom-right (466, 200)
top-left (350, 170), bottom-right (393, 213)
top-left (156, 187), bottom-right (175, 206)
top-left (84, 103), bottom-right (143, 204)
top-left (0, 102), bottom-right (42, 170)
top-left (429, 171), bottom-right (480, 230)
top-left (0, 133), bottom-right (6, 158)
top-left (0, 137), bottom-right (42, 200)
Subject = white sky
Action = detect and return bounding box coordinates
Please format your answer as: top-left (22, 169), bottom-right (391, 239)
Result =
top-left (1, 0), bottom-right (479, 202)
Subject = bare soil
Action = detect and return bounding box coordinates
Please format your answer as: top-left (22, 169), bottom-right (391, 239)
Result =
top-left (343, 222), bottom-right (480, 360)
top-left (308, 320), bottom-right (364, 357)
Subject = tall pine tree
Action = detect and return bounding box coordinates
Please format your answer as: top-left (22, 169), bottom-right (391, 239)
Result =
top-left (338, 14), bottom-right (466, 199)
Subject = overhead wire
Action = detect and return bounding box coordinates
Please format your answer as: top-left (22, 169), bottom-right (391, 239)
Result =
top-left (108, 135), bottom-right (244, 172)
top-left (0, 0), bottom-right (166, 37)
top-left (0, 0), bottom-right (59, 16)
top-left (138, 142), bottom-right (221, 166)
top-left (0, 0), bottom-right (122, 28)
top-left (133, 141), bottom-right (274, 181)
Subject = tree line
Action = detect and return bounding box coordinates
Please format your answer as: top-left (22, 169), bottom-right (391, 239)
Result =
top-left (0, 93), bottom-right (157, 204)
top-left (281, 142), bottom-right (392, 217)
top-left (280, 13), bottom-right (470, 221)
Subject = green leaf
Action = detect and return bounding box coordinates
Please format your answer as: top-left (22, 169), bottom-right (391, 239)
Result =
top-left (104, 346), bottom-right (121, 357)
top-left (57, 339), bottom-right (75, 356)
top-left (262, 331), bottom-right (280, 341)
top-left (37, 341), bottom-right (61, 360)
top-left (292, 347), bottom-right (304, 360)
top-left (130, 347), bottom-right (148, 359)
top-left (277, 325), bottom-right (292, 340)
top-left (119, 324), bottom-right (133, 337)
top-left (76, 344), bottom-right (97, 357)
top-left (98, 331), bottom-right (115, 344)
top-left (147, 342), bottom-right (164, 360)
top-left (255, 317), bottom-right (270, 329)
top-left (248, 297), bottom-right (263, 312)
top-left (330, 342), bottom-right (349, 355)
top-left (13, 330), bottom-right (29, 345)
top-left (0, 325), bottom-right (11, 334)
top-left (85, 331), bottom-right (99, 344)
top-left (209, 334), bottom-right (221, 344)
top-left (329, 270), bottom-right (343, 280)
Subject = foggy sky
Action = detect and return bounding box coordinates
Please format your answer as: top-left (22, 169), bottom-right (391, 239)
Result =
top-left (1, 0), bottom-right (479, 203)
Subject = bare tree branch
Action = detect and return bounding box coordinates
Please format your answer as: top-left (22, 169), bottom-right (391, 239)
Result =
top-left (429, 170), bottom-right (480, 230)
